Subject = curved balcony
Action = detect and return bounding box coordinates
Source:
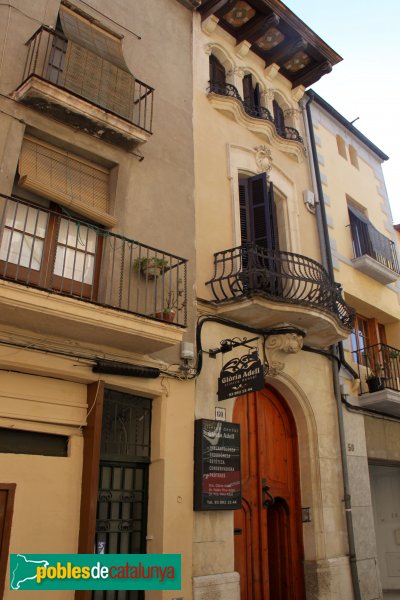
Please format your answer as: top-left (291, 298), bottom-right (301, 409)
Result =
top-left (208, 81), bottom-right (302, 144)
top-left (206, 244), bottom-right (355, 346)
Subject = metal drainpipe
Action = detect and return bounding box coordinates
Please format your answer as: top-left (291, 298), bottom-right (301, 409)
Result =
top-left (303, 92), bottom-right (362, 600)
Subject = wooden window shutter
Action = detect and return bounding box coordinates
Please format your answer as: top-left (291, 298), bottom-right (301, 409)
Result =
top-left (209, 54), bottom-right (226, 85)
top-left (247, 173), bottom-right (279, 251)
top-left (239, 179), bottom-right (250, 244)
top-left (18, 136), bottom-right (116, 227)
top-left (243, 74), bottom-right (253, 106)
top-left (273, 100), bottom-right (285, 135)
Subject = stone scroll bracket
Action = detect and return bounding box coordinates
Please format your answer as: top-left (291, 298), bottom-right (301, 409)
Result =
top-left (265, 332), bottom-right (304, 376)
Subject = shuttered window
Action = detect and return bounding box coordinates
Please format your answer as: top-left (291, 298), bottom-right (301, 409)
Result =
top-left (239, 173), bottom-right (279, 251)
top-left (209, 54), bottom-right (226, 85)
top-left (273, 100), bottom-right (285, 136)
top-left (18, 136), bottom-right (115, 227)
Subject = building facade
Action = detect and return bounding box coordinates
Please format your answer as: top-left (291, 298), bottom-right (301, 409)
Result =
top-left (192, 3), bottom-right (358, 600)
top-left (0, 1), bottom-right (196, 599)
top-left (1, 1), bottom-right (400, 600)
top-left (308, 93), bottom-right (400, 600)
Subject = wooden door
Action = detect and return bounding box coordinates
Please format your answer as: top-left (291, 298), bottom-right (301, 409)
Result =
top-left (233, 386), bottom-right (305, 600)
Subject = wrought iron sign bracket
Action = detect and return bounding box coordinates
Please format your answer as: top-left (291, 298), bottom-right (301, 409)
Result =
top-left (208, 336), bottom-right (259, 359)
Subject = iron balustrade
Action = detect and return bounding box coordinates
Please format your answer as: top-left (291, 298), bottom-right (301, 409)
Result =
top-left (349, 211), bottom-right (400, 274)
top-left (206, 243), bottom-right (354, 330)
top-left (208, 81), bottom-right (302, 142)
top-left (353, 342), bottom-right (400, 394)
top-left (21, 26), bottom-right (154, 134)
top-left (0, 195), bottom-right (187, 326)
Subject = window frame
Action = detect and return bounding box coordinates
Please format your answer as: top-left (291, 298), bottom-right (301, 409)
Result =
top-left (0, 483), bottom-right (16, 598)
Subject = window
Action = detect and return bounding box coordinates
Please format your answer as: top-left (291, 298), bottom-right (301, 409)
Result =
top-left (0, 136), bottom-right (109, 299)
top-left (0, 198), bottom-right (103, 299)
top-left (348, 205), bottom-right (399, 273)
top-left (209, 54), bottom-right (226, 90)
top-left (239, 173), bottom-right (279, 251)
top-left (351, 314), bottom-right (386, 366)
top-left (243, 73), bottom-right (260, 110)
top-left (273, 100), bottom-right (285, 136)
top-left (336, 135), bottom-right (347, 159)
top-left (349, 145), bottom-right (359, 169)
top-left (351, 314), bottom-right (371, 365)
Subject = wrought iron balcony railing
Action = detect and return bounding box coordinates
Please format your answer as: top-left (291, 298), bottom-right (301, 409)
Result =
top-left (208, 81), bottom-right (302, 142)
top-left (20, 26), bottom-right (154, 134)
top-left (353, 343), bottom-right (400, 394)
top-left (206, 243), bottom-right (355, 330)
top-left (0, 195), bottom-right (187, 326)
top-left (349, 211), bottom-right (400, 274)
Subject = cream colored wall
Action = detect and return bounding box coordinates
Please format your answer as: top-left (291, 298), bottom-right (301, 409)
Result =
top-left (192, 316), bottom-right (352, 595)
top-left (310, 106), bottom-right (400, 326)
top-left (0, 371), bottom-right (85, 600)
top-left (193, 13), bottom-right (321, 300)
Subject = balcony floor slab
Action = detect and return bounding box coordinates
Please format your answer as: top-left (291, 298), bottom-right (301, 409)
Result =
top-left (0, 280), bottom-right (183, 356)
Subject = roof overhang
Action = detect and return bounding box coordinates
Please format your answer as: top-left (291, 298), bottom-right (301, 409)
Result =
top-left (198, 0), bottom-right (342, 88)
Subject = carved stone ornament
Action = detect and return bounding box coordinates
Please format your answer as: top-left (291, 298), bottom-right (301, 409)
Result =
top-left (254, 145), bottom-right (273, 173)
top-left (227, 67), bottom-right (244, 78)
top-left (265, 88), bottom-right (276, 100)
top-left (284, 108), bottom-right (301, 120)
top-left (265, 333), bottom-right (304, 376)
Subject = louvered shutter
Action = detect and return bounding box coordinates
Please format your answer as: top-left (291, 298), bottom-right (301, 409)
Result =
top-left (273, 100), bottom-right (285, 136)
top-left (254, 83), bottom-right (260, 108)
top-left (239, 180), bottom-right (250, 244)
top-left (209, 55), bottom-right (226, 85)
top-left (248, 173), bottom-right (278, 251)
top-left (243, 74), bottom-right (253, 106)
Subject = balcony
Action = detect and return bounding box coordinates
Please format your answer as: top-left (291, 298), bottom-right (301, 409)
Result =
top-left (208, 82), bottom-right (304, 144)
top-left (13, 27), bottom-right (154, 150)
top-left (205, 244), bottom-right (354, 346)
top-left (354, 343), bottom-right (400, 416)
top-left (0, 195), bottom-right (187, 354)
top-left (349, 210), bottom-right (400, 284)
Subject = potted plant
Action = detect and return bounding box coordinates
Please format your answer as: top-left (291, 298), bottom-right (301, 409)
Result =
top-left (366, 363), bottom-right (385, 393)
top-left (155, 279), bottom-right (185, 323)
top-left (134, 256), bottom-right (169, 279)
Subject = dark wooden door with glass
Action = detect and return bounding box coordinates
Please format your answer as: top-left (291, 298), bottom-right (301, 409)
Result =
top-left (233, 386), bottom-right (305, 600)
top-left (93, 390), bottom-right (151, 600)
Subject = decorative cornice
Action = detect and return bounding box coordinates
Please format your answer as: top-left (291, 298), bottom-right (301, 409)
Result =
top-left (207, 92), bottom-right (306, 163)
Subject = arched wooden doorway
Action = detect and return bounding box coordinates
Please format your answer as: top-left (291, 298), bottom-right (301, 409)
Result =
top-left (233, 385), bottom-right (305, 600)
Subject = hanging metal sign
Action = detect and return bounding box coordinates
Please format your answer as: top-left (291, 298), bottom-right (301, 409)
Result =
top-left (217, 350), bottom-right (264, 401)
top-left (194, 419), bottom-right (241, 511)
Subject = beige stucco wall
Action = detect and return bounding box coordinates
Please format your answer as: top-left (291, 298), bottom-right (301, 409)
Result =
top-left (0, 2), bottom-right (196, 599)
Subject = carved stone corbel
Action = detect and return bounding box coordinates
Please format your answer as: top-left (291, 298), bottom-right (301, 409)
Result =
top-left (265, 333), bottom-right (304, 376)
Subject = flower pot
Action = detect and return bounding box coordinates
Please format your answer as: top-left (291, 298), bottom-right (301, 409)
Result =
top-left (155, 310), bottom-right (176, 323)
top-left (366, 377), bottom-right (385, 393)
top-left (142, 265), bottom-right (162, 279)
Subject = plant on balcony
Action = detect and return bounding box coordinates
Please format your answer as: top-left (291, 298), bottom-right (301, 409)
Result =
top-left (134, 256), bottom-right (169, 279)
top-left (365, 353), bottom-right (385, 393)
top-left (155, 278), bottom-right (185, 323)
